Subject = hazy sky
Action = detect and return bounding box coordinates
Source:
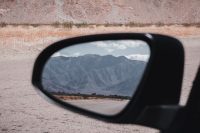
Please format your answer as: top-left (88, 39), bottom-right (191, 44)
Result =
top-left (52, 40), bottom-right (150, 61)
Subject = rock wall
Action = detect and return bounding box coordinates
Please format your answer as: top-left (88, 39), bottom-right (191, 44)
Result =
top-left (0, 0), bottom-right (199, 24)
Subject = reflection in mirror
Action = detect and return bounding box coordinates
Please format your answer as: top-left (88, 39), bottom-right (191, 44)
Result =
top-left (41, 40), bottom-right (150, 115)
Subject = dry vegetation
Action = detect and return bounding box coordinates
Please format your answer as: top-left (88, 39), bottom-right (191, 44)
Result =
top-left (0, 24), bottom-right (200, 61)
top-left (1, 23), bottom-right (200, 28)
top-left (54, 94), bottom-right (130, 101)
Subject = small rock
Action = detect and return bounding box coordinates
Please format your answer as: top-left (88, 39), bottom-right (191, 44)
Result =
top-left (1, 128), bottom-right (8, 132)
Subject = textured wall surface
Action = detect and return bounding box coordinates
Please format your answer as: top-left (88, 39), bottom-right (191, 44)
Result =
top-left (0, 0), bottom-right (199, 24)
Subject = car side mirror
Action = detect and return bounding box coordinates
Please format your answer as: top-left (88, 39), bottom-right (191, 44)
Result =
top-left (32, 33), bottom-right (184, 130)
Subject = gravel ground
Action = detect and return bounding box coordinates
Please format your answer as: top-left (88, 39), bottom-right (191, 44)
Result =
top-left (0, 26), bottom-right (199, 133)
top-left (0, 58), bottom-right (158, 133)
top-left (0, 0), bottom-right (200, 24)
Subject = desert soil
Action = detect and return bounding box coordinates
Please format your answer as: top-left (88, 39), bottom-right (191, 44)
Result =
top-left (0, 0), bottom-right (199, 24)
top-left (67, 99), bottom-right (129, 115)
top-left (0, 26), bottom-right (200, 133)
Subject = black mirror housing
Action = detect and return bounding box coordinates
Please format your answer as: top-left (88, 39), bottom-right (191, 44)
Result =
top-left (32, 33), bottom-right (184, 129)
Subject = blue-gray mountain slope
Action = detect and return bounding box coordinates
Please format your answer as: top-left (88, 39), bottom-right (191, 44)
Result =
top-left (42, 54), bottom-right (146, 97)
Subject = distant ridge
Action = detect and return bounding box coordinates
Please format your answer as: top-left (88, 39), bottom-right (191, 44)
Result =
top-left (42, 54), bottom-right (147, 97)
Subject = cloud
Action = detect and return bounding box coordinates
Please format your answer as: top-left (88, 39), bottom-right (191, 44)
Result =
top-left (52, 52), bottom-right (81, 57)
top-left (52, 52), bottom-right (62, 57)
top-left (72, 52), bottom-right (81, 57)
top-left (125, 54), bottom-right (150, 61)
top-left (94, 40), bottom-right (145, 51)
top-left (107, 48), bottom-right (114, 53)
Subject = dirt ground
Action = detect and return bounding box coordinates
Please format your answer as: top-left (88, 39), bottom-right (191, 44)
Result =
top-left (0, 26), bottom-right (200, 133)
top-left (1, 0), bottom-right (200, 24)
top-left (67, 99), bottom-right (129, 115)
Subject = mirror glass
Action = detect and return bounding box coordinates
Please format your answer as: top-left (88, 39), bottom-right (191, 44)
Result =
top-left (41, 40), bottom-right (150, 115)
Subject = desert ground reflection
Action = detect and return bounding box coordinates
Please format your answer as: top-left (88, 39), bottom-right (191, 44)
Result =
top-left (54, 94), bottom-right (130, 115)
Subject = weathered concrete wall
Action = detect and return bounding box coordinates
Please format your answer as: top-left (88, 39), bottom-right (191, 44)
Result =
top-left (0, 0), bottom-right (199, 24)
